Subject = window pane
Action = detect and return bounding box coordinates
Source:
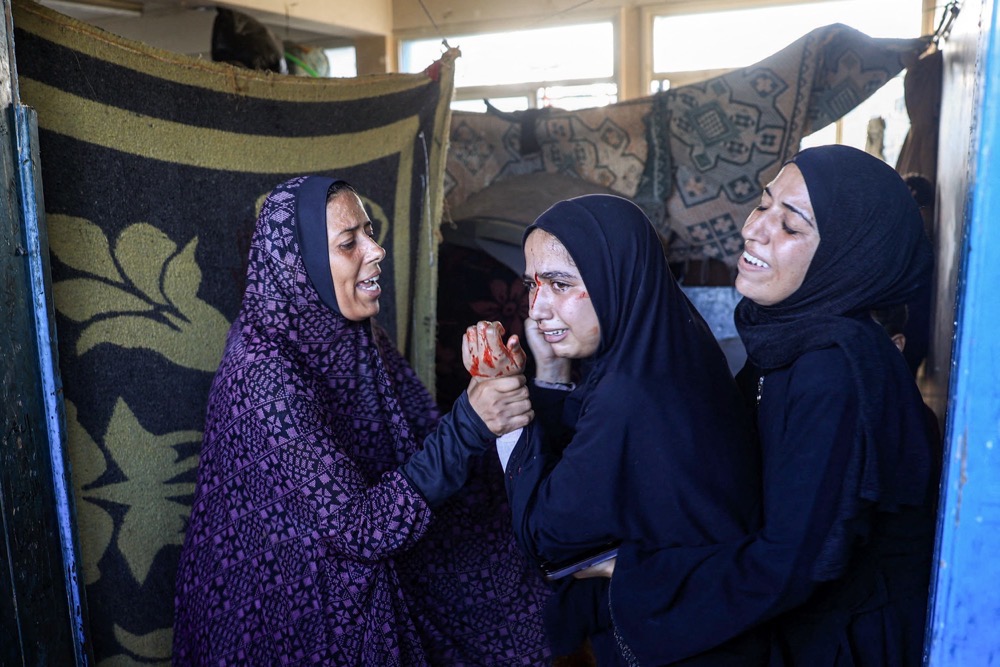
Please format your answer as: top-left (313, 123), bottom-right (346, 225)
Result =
top-left (323, 47), bottom-right (357, 78)
top-left (844, 74), bottom-right (908, 162)
top-left (539, 83), bottom-right (618, 110)
top-left (653, 0), bottom-right (922, 74)
top-left (401, 23), bottom-right (614, 87)
top-left (451, 97), bottom-right (532, 113)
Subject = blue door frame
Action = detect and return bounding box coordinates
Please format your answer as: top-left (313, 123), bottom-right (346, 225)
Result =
top-left (926, 0), bottom-right (1000, 663)
top-left (0, 0), bottom-right (89, 662)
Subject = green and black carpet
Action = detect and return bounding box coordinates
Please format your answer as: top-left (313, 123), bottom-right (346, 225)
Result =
top-left (12, 1), bottom-right (454, 663)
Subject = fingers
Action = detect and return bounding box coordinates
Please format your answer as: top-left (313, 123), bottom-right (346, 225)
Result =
top-left (506, 335), bottom-right (527, 370)
top-left (522, 317), bottom-right (571, 383)
top-left (571, 557), bottom-right (616, 580)
top-left (480, 322), bottom-right (500, 372)
top-left (486, 404), bottom-right (533, 435)
top-left (483, 320), bottom-right (505, 342)
top-left (462, 326), bottom-right (476, 373)
top-left (467, 375), bottom-right (534, 435)
top-left (484, 321), bottom-right (502, 352)
top-left (467, 374), bottom-right (527, 400)
top-left (481, 321), bottom-right (507, 368)
top-left (463, 320), bottom-right (526, 378)
top-left (499, 408), bottom-right (534, 433)
top-left (522, 317), bottom-right (541, 341)
top-left (464, 322), bottom-right (500, 376)
top-left (485, 374), bottom-right (527, 391)
top-left (522, 317), bottom-right (549, 359)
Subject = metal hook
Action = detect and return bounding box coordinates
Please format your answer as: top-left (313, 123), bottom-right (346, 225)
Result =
top-left (932, 1), bottom-right (961, 45)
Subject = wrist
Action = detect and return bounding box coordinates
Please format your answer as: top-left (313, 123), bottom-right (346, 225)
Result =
top-left (534, 360), bottom-right (571, 384)
top-left (457, 390), bottom-right (497, 443)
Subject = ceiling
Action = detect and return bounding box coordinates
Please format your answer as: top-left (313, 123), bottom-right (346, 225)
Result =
top-left (34, 0), bottom-right (364, 55)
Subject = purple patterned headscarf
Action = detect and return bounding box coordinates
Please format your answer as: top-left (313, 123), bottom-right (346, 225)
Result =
top-left (174, 176), bottom-right (551, 665)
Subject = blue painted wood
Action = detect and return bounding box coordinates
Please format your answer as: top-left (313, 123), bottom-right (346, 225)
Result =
top-left (0, 102), bottom-right (80, 667)
top-left (0, 0), bottom-right (90, 663)
top-left (927, 0), bottom-right (1000, 663)
top-left (14, 102), bottom-right (91, 665)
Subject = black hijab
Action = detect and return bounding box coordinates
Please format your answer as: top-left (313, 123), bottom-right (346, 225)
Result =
top-left (512, 194), bottom-right (756, 557)
top-left (295, 175), bottom-right (348, 314)
top-left (527, 194), bottom-right (734, 407)
top-left (517, 194), bottom-right (760, 661)
top-left (735, 144), bottom-right (934, 572)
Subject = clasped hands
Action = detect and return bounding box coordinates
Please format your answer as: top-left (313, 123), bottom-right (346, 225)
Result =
top-left (462, 321), bottom-right (533, 435)
top-left (462, 320), bottom-right (614, 580)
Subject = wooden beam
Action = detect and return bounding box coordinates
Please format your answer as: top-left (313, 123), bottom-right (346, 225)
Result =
top-left (216, 0), bottom-right (393, 37)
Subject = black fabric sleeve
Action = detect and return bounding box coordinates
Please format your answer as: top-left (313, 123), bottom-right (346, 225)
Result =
top-left (527, 381), bottom-right (573, 446)
top-left (499, 382), bottom-right (572, 549)
top-left (504, 384), bottom-right (625, 565)
top-left (397, 390), bottom-right (495, 508)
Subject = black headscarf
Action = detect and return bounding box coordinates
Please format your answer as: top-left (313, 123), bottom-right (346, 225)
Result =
top-left (527, 194), bottom-right (735, 409)
top-left (735, 145), bottom-right (934, 568)
top-left (514, 194), bottom-right (758, 553)
top-left (516, 194), bottom-right (760, 660)
top-left (296, 175), bottom-right (345, 314)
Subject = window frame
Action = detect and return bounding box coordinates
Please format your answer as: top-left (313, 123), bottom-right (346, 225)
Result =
top-left (640, 0), bottom-right (930, 91)
top-left (396, 14), bottom-right (622, 110)
top-left (640, 0), bottom-right (934, 156)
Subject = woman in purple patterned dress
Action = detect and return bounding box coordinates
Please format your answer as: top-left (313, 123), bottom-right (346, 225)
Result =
top-left (173, 176), bottom-right (552, 666)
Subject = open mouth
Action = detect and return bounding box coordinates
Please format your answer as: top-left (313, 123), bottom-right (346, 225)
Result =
top-left (357, 276), bottom-right (381, 292)
top-left (742, 250), bottom-right (769, 269)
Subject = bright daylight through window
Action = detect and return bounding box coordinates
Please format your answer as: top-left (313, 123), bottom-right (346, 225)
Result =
top-left (400, 22), bottom-right (616, 112)
top-left (651, 0), bottom-right (925, 162)
top-left (401, 0), bottom-right (926, 162)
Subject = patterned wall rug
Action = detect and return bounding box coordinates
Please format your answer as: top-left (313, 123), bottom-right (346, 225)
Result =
top-left (12, 1), bottom-right (454, 663)
top-left (445, 23), bottom-right (928, 267)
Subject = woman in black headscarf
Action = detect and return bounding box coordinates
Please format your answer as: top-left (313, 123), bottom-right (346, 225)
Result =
top-left (465, 194), bottom-right (765, 664)
top-left (608, 145), bottom-right (939, 665)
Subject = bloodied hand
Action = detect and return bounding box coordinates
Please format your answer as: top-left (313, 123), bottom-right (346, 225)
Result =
top-left (462, 320), bottom-right (527, 378)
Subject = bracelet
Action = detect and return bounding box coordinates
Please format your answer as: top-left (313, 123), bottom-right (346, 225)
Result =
top-left (533, 378), bottom-right (575, 391)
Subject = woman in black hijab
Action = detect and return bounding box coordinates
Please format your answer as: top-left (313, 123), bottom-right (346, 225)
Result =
top-left (608, 145), bottom-right (939, 665)
top-left (466, 194), bottom-right (764, 664)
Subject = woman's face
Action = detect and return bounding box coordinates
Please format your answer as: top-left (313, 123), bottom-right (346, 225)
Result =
top-left (327, 191), bottom-right (386, 321)
top-left (736, 163), bottom-right (821, 306)
top-left (523, 229), bottom-right (601, 359)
